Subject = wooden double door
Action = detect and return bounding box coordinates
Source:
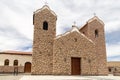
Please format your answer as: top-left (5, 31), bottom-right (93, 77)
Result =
top-left (71, 57), bottom-right (81, 75)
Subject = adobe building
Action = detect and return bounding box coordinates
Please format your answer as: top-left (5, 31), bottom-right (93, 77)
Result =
top-left (107, 61), bottom-right (120, 76)
top-left (31, 5), bottom-right (108, 75)
top-left (0, 51), bottom-right (32, 73)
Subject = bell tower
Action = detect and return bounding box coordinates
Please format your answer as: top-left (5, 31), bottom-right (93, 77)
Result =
top-left (87, 16), bottom-right (108, 75)
top-left (32, 5), bottom-right (57, 74)
top-left (80, 16), bottom-right (108, 75)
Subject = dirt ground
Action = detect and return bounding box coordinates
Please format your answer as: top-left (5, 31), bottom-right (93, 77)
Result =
top-left (0, 75), bottom-right (120, 80)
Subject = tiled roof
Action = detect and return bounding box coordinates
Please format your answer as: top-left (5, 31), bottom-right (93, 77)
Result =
top-left (0, 50), bottom-right (32, 55)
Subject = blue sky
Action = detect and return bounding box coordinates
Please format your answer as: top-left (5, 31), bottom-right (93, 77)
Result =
top-left (0, 0), bottom-right (120, 61)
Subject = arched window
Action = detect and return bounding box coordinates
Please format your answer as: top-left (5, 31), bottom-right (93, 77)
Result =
top-left (4, 59), bottom-right (9, 66)
top-left (14, 60), bottom-right (18, 66)
top-left (95, 29), bottom-right (98, 38)
top-left (43, 21), bottom-right (48, 30)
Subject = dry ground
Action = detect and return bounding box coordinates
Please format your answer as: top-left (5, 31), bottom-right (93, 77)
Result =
top-left (0, 75), bottom-right (120, 80)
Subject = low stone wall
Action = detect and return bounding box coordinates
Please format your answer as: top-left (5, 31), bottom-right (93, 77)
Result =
top-left (113, 72), bottom-right (120, 76)
top-left (0, 66), bottom-right (24, 73)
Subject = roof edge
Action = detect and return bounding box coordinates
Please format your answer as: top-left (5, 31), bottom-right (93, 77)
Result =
top-left (87, 16), bottom-right (104, 25)
top-left (34, 5), bottom-right (57, 16)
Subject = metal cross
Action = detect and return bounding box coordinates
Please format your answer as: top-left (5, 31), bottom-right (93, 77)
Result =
top-left (44, 0), bottom-right (48, 5)
top-left (93, 12), bottom-right (96, 16)
top-left (73, 21), bottom-right (76, 26)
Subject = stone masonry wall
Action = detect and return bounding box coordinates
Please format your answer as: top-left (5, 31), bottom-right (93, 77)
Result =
top-left (53, 31), bottom-right (98, 75)
top-left (32, 5), bottom-right (108, 75)
top-left (79, 24), bottom-right (88, 36)
top-left (32, 6), bottom-right (57, 74)
top-left (80, 18), bottom-right (108, 75)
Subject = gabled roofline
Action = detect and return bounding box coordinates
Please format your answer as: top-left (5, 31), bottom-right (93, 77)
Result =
top-left (79, 16), bottom-right (104, 31)
top-left (55, 26), bottom-right (94, 44)
top-left (34, 5), bottom-right (57, 17)
top-left (79, 23), bottom-right (88, 31)
top-left (87, 16), bottom-right (104, 25)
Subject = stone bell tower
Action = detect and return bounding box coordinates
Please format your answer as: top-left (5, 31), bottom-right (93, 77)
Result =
top-left (82, 16), bottom-right (108, 75)
top-left (87, 16), bottom-right (108, 75)
top-left (80, 16), bottom-right (108, 75)
top-left (32, 5), bottom-right (57, 74)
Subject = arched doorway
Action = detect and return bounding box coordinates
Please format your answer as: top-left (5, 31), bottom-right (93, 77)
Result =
top-left (24, 62), bottom-right (31, 73)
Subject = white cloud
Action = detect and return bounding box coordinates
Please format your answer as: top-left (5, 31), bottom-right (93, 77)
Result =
top-left (0, 0), bottom-right (120, 61)
top-left (108, 57), bottom-right (120, 61)
top-left (1, 0), bottom-right (120, 36)
top-left (106, 42), bottom-right (120, 57)
top-left (0, 25), bottom-right (32, 51)
top-left (105, 21), bottom-right (120, 33)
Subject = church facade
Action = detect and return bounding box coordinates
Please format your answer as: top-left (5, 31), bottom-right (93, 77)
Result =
top-left (31, 5), bottom-right (108, 75)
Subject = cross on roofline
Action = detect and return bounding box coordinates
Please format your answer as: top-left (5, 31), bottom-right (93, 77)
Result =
top-left (93, 12), bottom-right (96, 16)
top-left (44, 0), bottom-right (48, 5)
top-left (73, 21), bottom-right (76, 26)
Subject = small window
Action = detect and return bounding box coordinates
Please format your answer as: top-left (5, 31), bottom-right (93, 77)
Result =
top-left (74, 38), bottom-right (77, 42)
top-left (43, 21), bottom-right (48, 30)
top-left (14, 60), bottom-right (18, 66)
top-left (95, 29), bottom-right (98, 38)
top-left (4, 59), bottom-right (9, 66)
top-left (109, 68), bottom-right (111, 72)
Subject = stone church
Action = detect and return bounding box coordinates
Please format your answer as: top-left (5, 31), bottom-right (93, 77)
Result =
top-left (31, 5), bottom-right (108, 75)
